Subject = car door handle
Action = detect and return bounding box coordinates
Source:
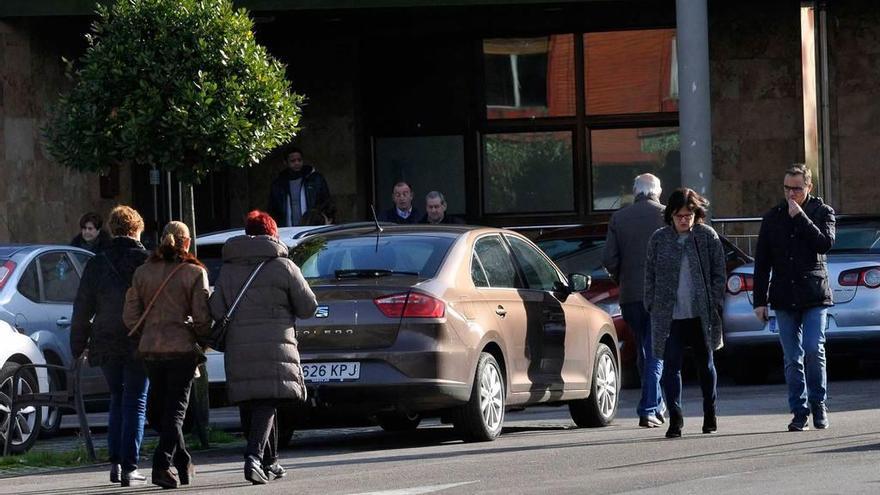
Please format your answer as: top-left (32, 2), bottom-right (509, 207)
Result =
top-left (56, 317), bottom-right (71, 327)
top-left (495, 306), bottom-right (507, 317)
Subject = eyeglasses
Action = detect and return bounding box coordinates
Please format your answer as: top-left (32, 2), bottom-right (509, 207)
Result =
top-left (674, 213), bottom-right (695, 221)
top-left (783, 185), bottom-right (806, 193)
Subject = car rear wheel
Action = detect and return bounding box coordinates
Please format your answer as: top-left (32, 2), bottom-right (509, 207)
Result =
top-left (453, 352), bottom-right (505, 442)
top-left (0, 362), bottom-right (42, 454)
top-left (569, 343), bottom-right (618, 427)
top-left (377, 412), bottom-right (422, 432)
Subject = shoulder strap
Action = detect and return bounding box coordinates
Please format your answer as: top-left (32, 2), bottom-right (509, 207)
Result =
top-left (127, 262), bottom-right (189, 337)
top-left (223, 260), bottom-right (268, 322)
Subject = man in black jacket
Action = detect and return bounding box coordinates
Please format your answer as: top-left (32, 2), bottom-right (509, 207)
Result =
top-left (267, 147), bottom-right (331, 227)
top-left (420, 191), bottom-right (464, 224)
top-left (71, 206), bottom-right (150, 485)
top-left (753, 164), bottom-right (836, 432)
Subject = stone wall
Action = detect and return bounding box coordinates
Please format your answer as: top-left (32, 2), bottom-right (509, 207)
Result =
top-left (826, 1), bottom-right (880, 215)
top-left (709, 0), bottom-right (805, 218)
top-left (0, 18), bottom-right (132, 244)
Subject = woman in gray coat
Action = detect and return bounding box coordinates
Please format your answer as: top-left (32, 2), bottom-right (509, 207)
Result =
top-left (645, 188), bottom-right (726, 438)
top-left (208, 211), bottom-right (317, 484)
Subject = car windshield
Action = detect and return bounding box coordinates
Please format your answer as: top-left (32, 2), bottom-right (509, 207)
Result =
top-left (535, 238), bottom-right (609, 280)
top-left (291, 234), bottom-right (455, 280)
top-left (828, 220), bottom-right (880, 254)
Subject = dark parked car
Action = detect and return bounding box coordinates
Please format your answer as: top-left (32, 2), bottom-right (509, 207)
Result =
top-left (283, 223), bottom-right (621, 441)
top-left (535, 223), bottom-right (752, 387)
top-left (723, 216), bottom-right (880, 383)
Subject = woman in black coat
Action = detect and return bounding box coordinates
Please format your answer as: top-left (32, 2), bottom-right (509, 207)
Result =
top-left (70, 206), bottom-right (149, 486)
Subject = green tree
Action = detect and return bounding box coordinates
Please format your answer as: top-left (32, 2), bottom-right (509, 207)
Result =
top-left (45, 0), bottom-right (303, 184)
top-left (45, 0), bottom-right (304, 448)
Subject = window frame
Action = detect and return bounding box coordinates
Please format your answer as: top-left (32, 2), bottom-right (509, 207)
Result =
top-left (502, 234), bottom-right (566, 292)
top-left (470, 233), bottom-right (523, 290)
top-left (35, 251), bottom-right (81, 305)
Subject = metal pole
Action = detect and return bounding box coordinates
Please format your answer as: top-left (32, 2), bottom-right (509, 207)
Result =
top-left (675, 0), bottom-right (714, 204)
top-left (166, 171), bottom-right (174, 221)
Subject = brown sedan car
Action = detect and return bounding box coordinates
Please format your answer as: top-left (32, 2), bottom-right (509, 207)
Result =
top-left (289, 224), bottom-right (621, 441)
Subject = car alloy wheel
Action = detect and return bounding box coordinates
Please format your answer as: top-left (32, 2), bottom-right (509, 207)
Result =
top-left (0, 362), bottom-right (41, 454)
top-left (569, 343), bottom-right (619, 427)
top-left (453, 352), bottom-right (505, 442)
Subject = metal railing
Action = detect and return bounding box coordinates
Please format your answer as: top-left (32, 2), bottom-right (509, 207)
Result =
top-left (712, 217), bottom-right (762, 257)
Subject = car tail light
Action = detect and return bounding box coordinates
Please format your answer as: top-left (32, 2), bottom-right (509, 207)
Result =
top-left (838, 267), bottom-right (880, 288)
top-left (0, 260), bottom-right (16, 290)
top-left (726, 274), bottom-right (754, 295)
top-left (374, 292), bottom-right (445, 318)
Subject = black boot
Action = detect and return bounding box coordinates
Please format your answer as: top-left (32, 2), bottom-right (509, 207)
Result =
top-left (262, 461), bottom-right (287, 480)
top-left (702, 406), bottom-right (717, 434)
top-left (665, 407), bottom-right (683, 438)
top-left (110, 464), bottom-right (121, 483)
top-left (245, 455), bottom-right (269, 485)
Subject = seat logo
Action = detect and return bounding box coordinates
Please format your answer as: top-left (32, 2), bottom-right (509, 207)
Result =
top-left (315, 306), bottom-right (330, 318)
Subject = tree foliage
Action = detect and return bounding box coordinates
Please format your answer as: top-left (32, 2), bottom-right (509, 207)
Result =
top-left (45, 0), bottom-right (303, 184)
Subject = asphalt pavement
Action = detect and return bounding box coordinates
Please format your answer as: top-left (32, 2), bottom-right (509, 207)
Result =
top-left (1, 378), bottom-right (878, 494)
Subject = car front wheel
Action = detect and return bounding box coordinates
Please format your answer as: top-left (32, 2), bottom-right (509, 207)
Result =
top-left (0, 362), bottom-right (42, 454)
top-left (453, 352), bottom-right (505, 442)
top-left (569, 343), bottom-right (619, 427)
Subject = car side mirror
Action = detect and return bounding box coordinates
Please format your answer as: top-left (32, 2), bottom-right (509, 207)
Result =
top-left (567, 273), bottom-right (590, 293)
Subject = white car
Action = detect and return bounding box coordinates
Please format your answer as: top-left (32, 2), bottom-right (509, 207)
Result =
top-left (0, 319), bottom-right (48, 454)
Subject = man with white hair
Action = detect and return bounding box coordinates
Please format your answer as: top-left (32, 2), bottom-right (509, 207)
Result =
top-left (420, 191), bottom-right (464, 224)
top-left (603, 173), bottom-right (666, 427)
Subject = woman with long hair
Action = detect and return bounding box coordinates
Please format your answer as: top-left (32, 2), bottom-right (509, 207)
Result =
top-left (209, 210), bottom-right (317, 484)
top-left (123, 221), bottom-right (211, 489)
top-left (71, 206), bottom-right (149, 486)
top-left (645, 188), bottom-right (726, 438)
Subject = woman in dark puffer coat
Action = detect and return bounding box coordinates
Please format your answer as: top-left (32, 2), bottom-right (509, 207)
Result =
top-left (209, 210), bottom-right (317, 485)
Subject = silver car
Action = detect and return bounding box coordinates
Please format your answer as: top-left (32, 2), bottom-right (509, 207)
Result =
top-left (0, 245), bottom-right (106, 434)
top-left (722, 217), bottom-right (880, 383)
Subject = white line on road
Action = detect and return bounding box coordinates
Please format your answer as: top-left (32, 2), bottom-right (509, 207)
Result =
top-left (350, 481), bottom-right (480, 495)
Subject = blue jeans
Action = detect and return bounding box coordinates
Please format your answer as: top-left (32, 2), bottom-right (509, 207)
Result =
top-left (775, 307), bottom-right (828, 415)
top-left (101, 361), bottom-right (149, 472)
top-left (662, 318), bottom-right (717, 415)
top-left (621, 302), bottom-right (664, 417)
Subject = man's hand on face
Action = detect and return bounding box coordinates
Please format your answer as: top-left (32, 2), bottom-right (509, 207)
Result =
top-left (753, 306), bottom-right (769, 322)
top-left (787, 198), bottom-right (803, 218)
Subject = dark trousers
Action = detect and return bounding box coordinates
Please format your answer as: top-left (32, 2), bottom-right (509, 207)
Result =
top-left (241, 400), bottom-right (279, 463)
top-left (101, 361), bottom-right (149, 472)
top-left (662, 318), bottom-right (717, 416)
top-left (145, 357), bottom-right (197, 470)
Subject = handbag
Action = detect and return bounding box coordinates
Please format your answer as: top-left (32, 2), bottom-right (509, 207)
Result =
top-left (203, 260), bottom-right (267, 352)
top-left (127, 262), bottom-right (188, 338)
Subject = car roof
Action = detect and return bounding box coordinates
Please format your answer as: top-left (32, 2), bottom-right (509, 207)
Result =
top-left (196, 226), bottom-right (320, 248)
top-left (534, 223), bottom-right (609, 242)
top-left (0, 244), bottom-right (91, 259)
top-left (302, 223), bottom-right (485, 241)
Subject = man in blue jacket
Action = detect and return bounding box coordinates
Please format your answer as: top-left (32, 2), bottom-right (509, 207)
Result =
top-left (753, 164), bottom-right (836, 431)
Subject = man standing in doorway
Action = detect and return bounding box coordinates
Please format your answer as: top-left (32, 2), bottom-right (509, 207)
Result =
top-left (379, 180), bottom-right (421, 224)
top-left (603, 174), bottom-right (666, 428)
top-left (268, 147), bottom-right (331, 227)
top-left (753, 164), bottom-right (835, 431)
top-left (421, 191), bottom-right (464, 225)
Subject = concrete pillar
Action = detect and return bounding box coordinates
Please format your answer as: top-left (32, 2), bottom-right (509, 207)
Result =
top-left (675, 0), bottom-right (713, 203)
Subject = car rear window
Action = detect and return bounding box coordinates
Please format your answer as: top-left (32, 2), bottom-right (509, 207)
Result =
top-left (292, 234), bottom-right (455, 280)
top-left (828, 221), bottom-right (880, 253)
top-left (198, 243), bottom-right (224, 286)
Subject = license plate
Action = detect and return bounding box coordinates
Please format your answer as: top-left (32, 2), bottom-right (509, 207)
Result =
top-left (768, 317), bottom-right (778, 333)
top-left (302, 362), bottom-right (361, 383)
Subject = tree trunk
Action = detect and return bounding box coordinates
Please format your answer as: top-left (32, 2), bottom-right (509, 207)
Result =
top-left (182, 184), bottom-right (210, 449)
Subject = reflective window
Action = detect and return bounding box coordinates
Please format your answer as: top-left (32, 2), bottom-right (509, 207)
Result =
top-left (584, 29), bottom-right (678, 115)
top-left (474, 236), bottom-right (518, 288)
top-left (484, 35), bottom-right (575, 119)
top-left (471, 253), bottom-right (490, 288)
top-left (506, 236), bottom-right (560, 291)
top-left (375, 136), bottom-right (466, 216)
top-left (590, 127), bottom-right (680, 210)
top-left (39, 252), bottom-right (80, 303)
top-left (483, 131), bottom-right (574, 214)
top-left (17, 261), bottom-right (40, 302)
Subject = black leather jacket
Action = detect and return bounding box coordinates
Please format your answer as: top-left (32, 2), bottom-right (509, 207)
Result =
top-left (753, 196), bottom-right (836, 310)
top-left (268, 165), bottom-right (331, 227)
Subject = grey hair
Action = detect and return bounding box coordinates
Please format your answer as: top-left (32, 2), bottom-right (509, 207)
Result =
top-left (425, 190), bottom-right (446, 206)
top-left (633, 173), bottom-right (662, 199)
